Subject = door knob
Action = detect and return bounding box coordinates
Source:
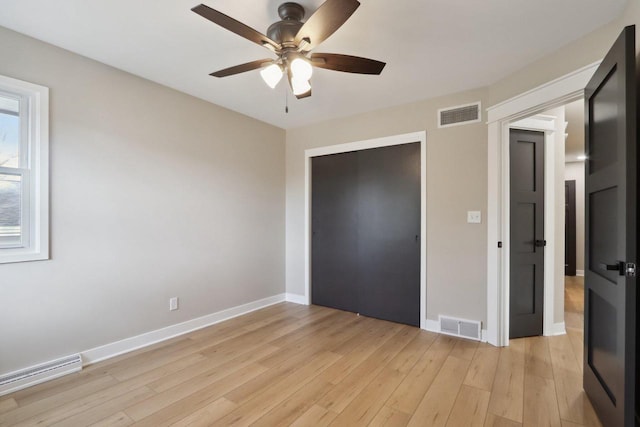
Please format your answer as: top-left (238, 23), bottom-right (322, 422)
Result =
top-left (534, 240), bottom-right (546, 247)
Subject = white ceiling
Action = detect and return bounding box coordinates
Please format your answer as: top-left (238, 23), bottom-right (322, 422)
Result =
top-left (0, 0), bottom-right (627, 129)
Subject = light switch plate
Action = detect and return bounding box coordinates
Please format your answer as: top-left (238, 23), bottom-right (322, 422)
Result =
top-left (467, 211), bottom-right (482, 224)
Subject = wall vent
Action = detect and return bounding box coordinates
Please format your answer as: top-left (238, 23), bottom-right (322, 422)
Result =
top-left (0, 354), bottom-right (82, 396)
top-left (438, 102), bottom-right (481, 128)
top-left (438, 315), bottom-right (481, 341)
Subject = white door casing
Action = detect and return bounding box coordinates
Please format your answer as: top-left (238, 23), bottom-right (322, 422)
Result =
top-left (486, 62), bottom-right (600, 346)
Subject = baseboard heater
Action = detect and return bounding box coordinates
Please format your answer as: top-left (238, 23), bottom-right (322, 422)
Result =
top-left (0, 354), bottom-right (82, 397)
top-left (438, 315), bottom-right (482, 341)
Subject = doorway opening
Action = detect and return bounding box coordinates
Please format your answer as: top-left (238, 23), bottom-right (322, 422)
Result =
top-left (485, 61), bottom-right (599, 346)
top-left (505, 98), bottom-right (586, 341)
top-left (563, 98), bottom-right (587, 364)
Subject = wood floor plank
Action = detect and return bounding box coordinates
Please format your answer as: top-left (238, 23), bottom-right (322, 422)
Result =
top-left (223, 345), bottom-right (338, 405)
top-left (290, 404), bottom-right (338, 427)
top-left (450, 338), bottom-right (479, 361)
top-left (168, 397), bottom-right (236, 427)
top-left (445, 385), bottom-right (490, 427)
top-left (522, 374), bottom-right (561, 427)
top-left (319, 320), bottom-right (401, 385)
top-left (552, 369), bottom-right (601, 427)
top-left (464, 343), bottom-right (500, 392)
top-left (406, 355), bottom-right (471, 427)
top-left (565, 328), bottom-right (583, 374)
top-left (487, 339), bottom-right (526, 423)
top-left (0, 375), bottom-right (120, 426)
top-left (386, 334), bottom-right (456, 415)
top-left (484, 413), bottom-right (523, 427)
top-left (317, 326), bottom-right (417, 414)
top-left (329, 330), bottom-right (431, 426)
top-left (148, 344), bottom-right (278, 393)
top-left (330, 367), bottom-right (406, 426)
top-left (17, 386), bottom-right (154, 427)
top-left (0, 398), bottom-right (18, 414)
top-left (369, 405), bottom-right (411, 427)
top-left (524, 336), bottom-right (553, 379)
top-left (548, 334), bottom-right (581, 376)
top-left (125, 363), bottom-right (267, 424)
top-left (89, 411), bottom-right (134, 427)
top-left (250, 377), bottom-right (333, 427)
top-left (215, 351), bottom-right (341, 426)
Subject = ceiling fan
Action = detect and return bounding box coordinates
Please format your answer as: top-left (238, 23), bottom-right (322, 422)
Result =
top-left (191, 0), bottom-right (386, 99)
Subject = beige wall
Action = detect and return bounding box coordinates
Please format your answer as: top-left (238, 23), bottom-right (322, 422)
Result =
top-left (488, 0), bottom-right (640, 106)
top-left (565, 162), bottom-right (586, 273)
top-left (286, 88), bottom-right (489, 326)
top-left (0, 26), bottom-right (285, 374)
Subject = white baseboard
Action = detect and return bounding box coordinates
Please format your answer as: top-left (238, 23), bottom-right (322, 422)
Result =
top-left (549, 321), bottom-right (566, 336)
top-left (285, 293), bottom-right (308, 305)
top-left (576, 270), bottom-right (585, 276)
top-left (425, 318), bottom-right (440, 334)
top-left (82, 293), bottom-right (286, 365)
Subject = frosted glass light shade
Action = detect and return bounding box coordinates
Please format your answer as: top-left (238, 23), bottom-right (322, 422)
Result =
top-left (291, 77), bottom-right (311, 96)
top-left (290, 58), bottom-right (313, 81)
top-left (260, 64), bottom-right (283, 88)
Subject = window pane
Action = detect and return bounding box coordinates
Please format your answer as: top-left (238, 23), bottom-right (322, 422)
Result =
top-left (0, 173), bottom-right (22, 247)
top-left (0, 94), bottom-right (20, 168)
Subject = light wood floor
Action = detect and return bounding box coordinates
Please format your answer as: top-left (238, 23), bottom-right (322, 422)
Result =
top-left (0, 277), bottom-right (599, 427)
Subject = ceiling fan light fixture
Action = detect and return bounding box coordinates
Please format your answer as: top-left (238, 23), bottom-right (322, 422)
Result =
top-left (291, 76), bottom-right (311, 95)
top-left (290, 57), bottom-right (313, 81)
top-left (260, 63), bottom-right (283, 88)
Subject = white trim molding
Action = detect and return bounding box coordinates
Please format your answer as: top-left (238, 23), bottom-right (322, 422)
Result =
top-left (285, 293), bottom-right (308, 305)
top-left (82, 293), bottom-right (286, 365)
top-left (486, 62), bottom-right (599, 346)
top-left (576, 270), bottom-right (585, 277)
top-left (304, 131), bottom-right (428, 330)
top-left (551, 322), bottom-right (567, 336)
top-left (0, 74), bottom-right (49, 264)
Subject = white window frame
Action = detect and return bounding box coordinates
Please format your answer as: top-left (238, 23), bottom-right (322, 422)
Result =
top-left (0, 74), bottom-right (49, 264)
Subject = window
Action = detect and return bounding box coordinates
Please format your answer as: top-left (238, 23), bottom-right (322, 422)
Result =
top-left (0, 75), bottom-right (49, 263)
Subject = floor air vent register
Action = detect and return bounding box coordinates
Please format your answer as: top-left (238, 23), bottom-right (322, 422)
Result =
top-left (439, 315), bottom-right (482, 341)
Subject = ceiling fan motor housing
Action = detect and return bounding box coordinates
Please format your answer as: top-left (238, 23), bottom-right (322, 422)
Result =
top-left (267, 3), bottom-right (305, 46)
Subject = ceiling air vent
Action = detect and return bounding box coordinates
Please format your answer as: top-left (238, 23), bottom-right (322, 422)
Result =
top-left (438, 102), bottom-right (481, 128)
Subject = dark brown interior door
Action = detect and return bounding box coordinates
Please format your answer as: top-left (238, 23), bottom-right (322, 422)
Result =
top-left (311, 143), bottom-right (421, 326)
top-left (565, 180), bottom-right (577, 276)
top-left (509, 128), bottom-right (545, 339)
top-left (584, 25), bottom-right (637, 427)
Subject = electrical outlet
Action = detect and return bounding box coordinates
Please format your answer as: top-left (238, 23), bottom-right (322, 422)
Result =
top-left (169, 297), bottom-right (179, 311)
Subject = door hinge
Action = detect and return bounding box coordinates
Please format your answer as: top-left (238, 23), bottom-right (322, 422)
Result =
top-left (626, 262), bottom-right (637, 277)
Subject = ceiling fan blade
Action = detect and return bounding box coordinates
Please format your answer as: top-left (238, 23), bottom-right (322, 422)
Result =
top-left (210, 59), bottom-right (273, 77)
top-left (192, 4), bottom-right (280, 51)
top-left (294, 0), bottom-right (360, 50)
top-left (310, 53), bottom-right (386, 74)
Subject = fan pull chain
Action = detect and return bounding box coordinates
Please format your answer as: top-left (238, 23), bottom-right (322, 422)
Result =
top-left (285, 88), bottom-right (289, 114)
